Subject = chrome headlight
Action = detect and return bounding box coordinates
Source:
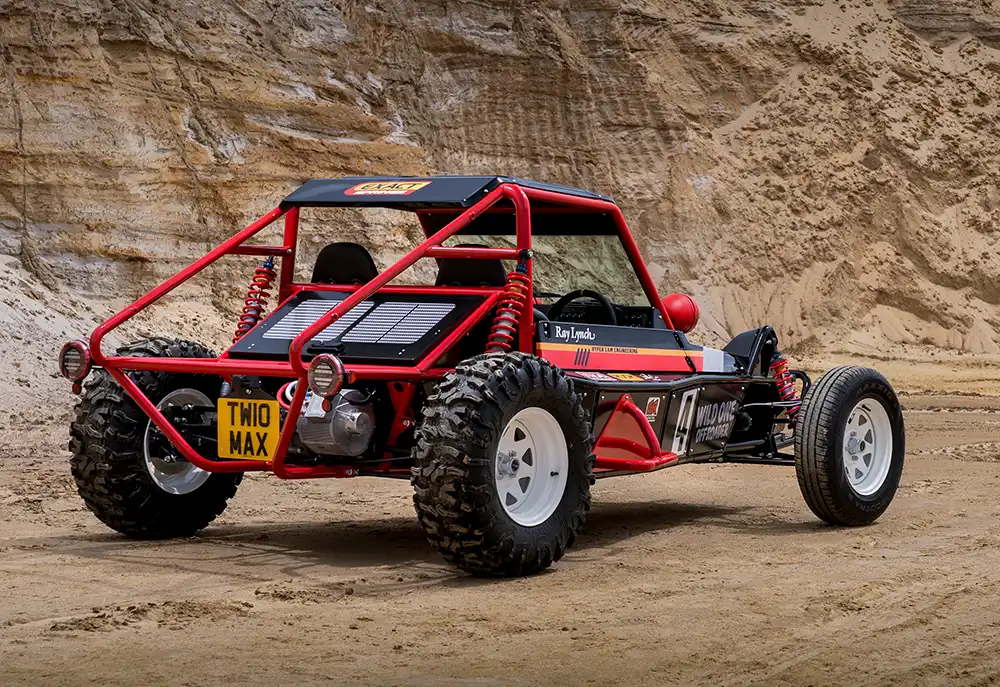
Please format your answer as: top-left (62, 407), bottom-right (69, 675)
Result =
top-left (307, 354), bottom-right (345, 398)
top-left (58, 340), bottom-right (92, 382)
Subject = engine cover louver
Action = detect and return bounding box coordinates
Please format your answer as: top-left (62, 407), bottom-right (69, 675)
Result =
top-left (227, 290), bottom-right (482, 364)
top-left (262, 300), bottom-right (374, 341)
top-left (261, 300), bottom-right (455, 345)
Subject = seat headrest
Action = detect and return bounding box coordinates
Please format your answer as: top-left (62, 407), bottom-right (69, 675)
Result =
top-left (434, 244), bottom-right (507, 287)
top-left (311, 242), bottom-right (379, 285)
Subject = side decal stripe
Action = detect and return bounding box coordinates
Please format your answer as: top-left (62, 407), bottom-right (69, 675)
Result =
top-left (539, 343), bottom-right (704, 358)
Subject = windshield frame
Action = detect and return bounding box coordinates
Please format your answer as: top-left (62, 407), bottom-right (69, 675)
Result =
top-left (417, 203), bottom-right (664, 316)
top-left (439, 232), bottom-right (653, 308)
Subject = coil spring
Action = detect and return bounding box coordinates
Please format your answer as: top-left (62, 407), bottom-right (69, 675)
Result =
top-left (232, 258), bottom-right (277, 343)
top-left (770, 353), bottom-right (801, 418)
top-left (487, 269), bottom-right (531, 352)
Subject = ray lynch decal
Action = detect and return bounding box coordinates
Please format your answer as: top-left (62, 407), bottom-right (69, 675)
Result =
top-left (551, 324), bottom-right (596, 343)
top-left (670, 388), bottom-right (699, 455)
top-left (694, 399), bottom-right (739, 443)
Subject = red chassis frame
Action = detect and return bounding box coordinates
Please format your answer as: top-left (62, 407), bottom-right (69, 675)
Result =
top-left (89, 183), bottom-right (679, 479)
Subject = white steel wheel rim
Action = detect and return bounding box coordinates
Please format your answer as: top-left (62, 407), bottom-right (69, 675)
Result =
top-left (843, 397), bottom-right (893, 496)
top-left (143, 388), bottom-right (212, 495)
top-left (495, 407), bottom-right (569, 527)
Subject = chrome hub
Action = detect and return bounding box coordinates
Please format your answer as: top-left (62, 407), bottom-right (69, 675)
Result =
top-left (497, 450), bottom-right (520, 478)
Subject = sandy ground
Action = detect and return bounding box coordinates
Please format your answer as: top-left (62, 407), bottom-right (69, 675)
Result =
top-left (0, 392), bottom-right (999, 687)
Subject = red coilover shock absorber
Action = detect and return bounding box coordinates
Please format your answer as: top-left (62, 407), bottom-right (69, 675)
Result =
top-left (232, 257), bottom-right (277, 343)
top-left (487, 266), bottom-right (531, 352)
top-left (770, 352), bottom-right (801, 419)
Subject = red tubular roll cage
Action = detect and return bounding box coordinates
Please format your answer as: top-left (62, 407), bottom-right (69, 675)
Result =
top-left (89, 182), bottom-right (674, 479)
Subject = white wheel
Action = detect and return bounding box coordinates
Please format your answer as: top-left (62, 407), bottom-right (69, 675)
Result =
top-left (796, 366), bottom-right (904, 525)
top-left (495, 407), bottom-right (569, 527)
top-left (143, 388), bottom-right (212, 495)
top-left (413, 353), bottom-right (593, 576)
top-left (842, 398), bottom-right (892, 496)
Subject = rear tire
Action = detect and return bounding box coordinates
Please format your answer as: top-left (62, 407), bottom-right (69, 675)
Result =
top-left (69, 338), bottom-right (241, 538)
top-left (412, 353), bottom-right (594, 576)
top-left (794, 365), bottom-right (904, 526)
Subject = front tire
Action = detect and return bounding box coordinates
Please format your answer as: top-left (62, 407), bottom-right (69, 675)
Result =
top-left (794, 365), bottom-right (905, 526)
top-left (69, 338), bottom-right (241, 538)
top-left (412, 353), bottom-right (594, 576)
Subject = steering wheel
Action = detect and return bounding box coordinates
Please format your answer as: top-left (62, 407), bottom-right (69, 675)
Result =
top-left (546, 289), bottom-right (618, 326)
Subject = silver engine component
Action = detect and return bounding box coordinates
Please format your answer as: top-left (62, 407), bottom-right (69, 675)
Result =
top-left (296, 389), bottom-right (375, 456)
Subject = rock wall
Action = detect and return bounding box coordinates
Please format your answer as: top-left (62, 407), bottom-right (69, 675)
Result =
top-left (2, 0), bottom-right (1000, 420)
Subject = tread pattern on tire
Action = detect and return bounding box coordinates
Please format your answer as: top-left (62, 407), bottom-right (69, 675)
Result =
top-left (69, 337), bottom-right (242, 538)
top-left (411, 352), bottom-right (594, 577)
top-left (794, 365), bottom-right (904, 526)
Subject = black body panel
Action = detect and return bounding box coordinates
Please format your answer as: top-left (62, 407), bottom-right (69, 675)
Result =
top-left (662, 381), bottom-right (746, 457)
top-left (227, 290), bottom-right (484, 364)
top-left (569, 372), bottom-right (779, 467)
top-left (537, 321), bottom-right (741, 375)
top-left (723, 325), bottom-right (778, 376)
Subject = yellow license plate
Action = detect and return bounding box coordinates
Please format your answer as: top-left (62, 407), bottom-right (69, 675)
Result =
top-left (217, 397), bottom-right (280, 461)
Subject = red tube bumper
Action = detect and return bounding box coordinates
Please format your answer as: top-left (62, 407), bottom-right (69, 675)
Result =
top-left (594, 394), bottom-right (679, 472)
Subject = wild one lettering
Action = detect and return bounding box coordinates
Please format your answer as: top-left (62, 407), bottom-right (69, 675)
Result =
top-left (225, 400), bottom-right (274, 458)
top-left (694, 399), bottom-right (739, 444)
top-left (552, 325), bottom-right (597, 343)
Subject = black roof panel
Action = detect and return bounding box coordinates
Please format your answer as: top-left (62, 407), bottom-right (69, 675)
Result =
top-left (279, 176), bottom-right (614, 210)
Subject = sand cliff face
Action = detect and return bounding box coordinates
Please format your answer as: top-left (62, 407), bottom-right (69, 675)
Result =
top-left (1, 0), bottom-right (1000, 419)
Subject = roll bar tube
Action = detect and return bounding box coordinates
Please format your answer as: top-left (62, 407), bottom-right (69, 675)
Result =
top-left (515, 187), bottom-right (673, 329)
top-left (84, 185), bottom-right (535, 477)
top-left (89, 206), bottom-right (290, 366)
top-left (286, 183), bottom-right (533, 376)
top-left (82, 179), bottom-right (670, 478)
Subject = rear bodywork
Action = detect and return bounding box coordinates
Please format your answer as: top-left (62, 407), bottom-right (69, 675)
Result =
top-left (83, 176), bottom-right (799, 481)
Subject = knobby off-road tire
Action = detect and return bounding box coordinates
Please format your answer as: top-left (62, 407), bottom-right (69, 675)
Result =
top-left (794, 365), bottom-right (904, 526)
top-left (69, 338), bottom-right (241, 538)
top-left (412, 353), bottom-right (594, 577)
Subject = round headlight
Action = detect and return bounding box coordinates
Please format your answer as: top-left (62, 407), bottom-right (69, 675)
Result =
top-left (59, 340), bottom-right (92, 382)
top-left (307, 354), bottom-right (345, 398)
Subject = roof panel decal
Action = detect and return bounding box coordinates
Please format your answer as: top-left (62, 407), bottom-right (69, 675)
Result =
top-left (344, 181), bottom-right (432, 196)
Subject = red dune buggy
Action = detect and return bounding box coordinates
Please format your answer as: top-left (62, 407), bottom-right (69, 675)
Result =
top-left (59, 176), bottom-right (905, 576)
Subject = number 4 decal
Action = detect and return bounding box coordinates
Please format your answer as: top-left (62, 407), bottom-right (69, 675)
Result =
top-left (671, 389), bottom-right (700, 455)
